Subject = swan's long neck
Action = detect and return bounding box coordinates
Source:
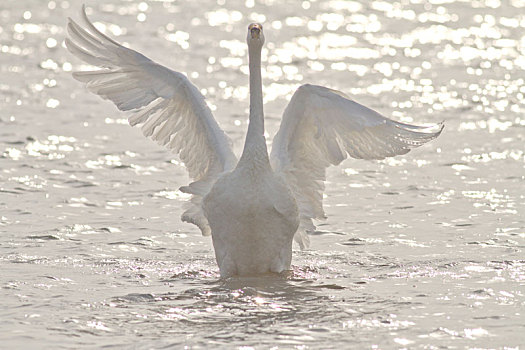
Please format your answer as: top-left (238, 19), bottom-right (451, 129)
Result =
top-left (237, 42), bottom-right (270, 170)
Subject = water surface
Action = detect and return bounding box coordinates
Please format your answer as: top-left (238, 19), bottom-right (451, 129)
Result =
top-left (1, 0), bottom-right (524, 348)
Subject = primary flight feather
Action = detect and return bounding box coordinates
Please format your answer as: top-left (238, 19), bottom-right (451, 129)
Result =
top-left (66, 7), bottom-right (443, 277)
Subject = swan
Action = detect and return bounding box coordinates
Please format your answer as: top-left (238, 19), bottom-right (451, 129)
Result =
top-left (66, 7), bottom-right (443, 278)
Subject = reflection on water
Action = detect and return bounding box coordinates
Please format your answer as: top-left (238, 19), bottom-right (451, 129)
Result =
top-left (1, 0), bottom-right (524, 348)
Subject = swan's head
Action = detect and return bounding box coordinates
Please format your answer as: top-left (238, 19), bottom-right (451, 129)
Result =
top-left (247, 23), bottom-right (264, 47)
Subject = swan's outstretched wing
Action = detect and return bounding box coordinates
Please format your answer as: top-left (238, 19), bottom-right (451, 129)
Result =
top-left (66, 6), bottom-right (237, 235)
top-left (271, 84), bottom-right (443, 248)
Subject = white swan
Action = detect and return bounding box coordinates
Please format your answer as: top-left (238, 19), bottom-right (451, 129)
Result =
top-left (66, 7), bottom-right (443, 278)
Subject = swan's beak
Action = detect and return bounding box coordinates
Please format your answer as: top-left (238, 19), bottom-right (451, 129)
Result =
top-left (250, 28), bottom-right (260, 39)
top-left (249, 23), bottom-right (262, 39)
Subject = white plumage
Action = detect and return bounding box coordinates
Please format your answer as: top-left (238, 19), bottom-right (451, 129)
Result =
top-left (66, 7), bottom-right (443, 277)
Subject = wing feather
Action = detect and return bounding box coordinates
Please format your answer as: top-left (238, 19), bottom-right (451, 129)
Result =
top-left (66, 6), bottom-right (237, 235)
top-left (271, 84), bottom-right (443, 248)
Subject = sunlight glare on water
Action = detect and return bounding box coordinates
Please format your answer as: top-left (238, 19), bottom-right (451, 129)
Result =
top-left (0, 0), bottom-right (524, 348)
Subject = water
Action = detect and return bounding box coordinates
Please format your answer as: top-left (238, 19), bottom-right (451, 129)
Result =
top-left (1, 0), bottom-right (524, 348)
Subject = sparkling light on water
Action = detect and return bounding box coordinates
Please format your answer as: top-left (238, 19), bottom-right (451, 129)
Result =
top-left (0, 0), bottom-right (524, 349)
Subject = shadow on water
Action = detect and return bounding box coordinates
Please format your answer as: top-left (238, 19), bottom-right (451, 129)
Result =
top-left (113, 270), bottom-right (346, 309)
top-left (107, 272), bottom-right (349, 346)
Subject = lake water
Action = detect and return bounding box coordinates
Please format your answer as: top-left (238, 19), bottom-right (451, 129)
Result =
top-left (1, 0), bottom-right (524, 348)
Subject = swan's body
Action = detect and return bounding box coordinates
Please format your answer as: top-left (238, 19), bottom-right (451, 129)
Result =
top-left (204, 163), bottom-right (298, 276)
top-left (203, 24), bottom-right (298, 276)
top-left (66, 7), bottom-right (443, 277)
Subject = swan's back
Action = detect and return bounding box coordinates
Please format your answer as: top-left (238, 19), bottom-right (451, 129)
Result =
top-left (203, 166), bottom-right (299, 277)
